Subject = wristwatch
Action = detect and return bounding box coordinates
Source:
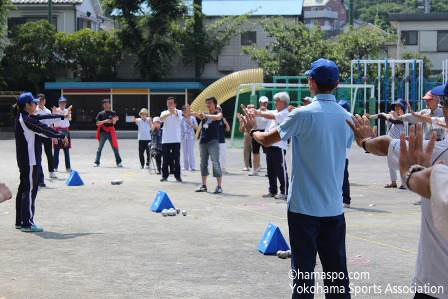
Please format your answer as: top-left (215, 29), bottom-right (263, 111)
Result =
top-left (250, 129), bottom-right (259, 137)
top-left (362, 137), bottom-right (374, 153)
top-left (404, 164), bottom-right (425, 191)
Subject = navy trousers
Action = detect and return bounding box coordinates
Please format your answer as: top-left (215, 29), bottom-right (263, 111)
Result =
top-left (16, 164), bottom-right (39, 228)
top-left (342, 159), bottom-right (351, 205)
top-left (288, 210), bottom-right (350, 299)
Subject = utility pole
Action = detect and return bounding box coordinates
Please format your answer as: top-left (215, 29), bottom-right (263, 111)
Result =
top-left (349, 0), bottom-right (354, 26)
top-left (48, 0), bottom-right (53, 24)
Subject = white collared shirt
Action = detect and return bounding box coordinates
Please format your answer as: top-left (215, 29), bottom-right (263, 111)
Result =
top-left (265, 108), bottom-right (289, 150)
top-left (160, 109), bottom-right (182, 144)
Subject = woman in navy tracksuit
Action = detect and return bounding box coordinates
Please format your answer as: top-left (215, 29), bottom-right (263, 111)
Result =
top-left (13, 92), bottom-right (68, 232)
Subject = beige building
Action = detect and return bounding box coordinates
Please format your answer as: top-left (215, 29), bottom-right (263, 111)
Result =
top-left (303, 0), bottom-right (346, 31)
top-left (8, 0), bottom-right (112, 34)
top-left (389, 12), bottom-right (448, 72)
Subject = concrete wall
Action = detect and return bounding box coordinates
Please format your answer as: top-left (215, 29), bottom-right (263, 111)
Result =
top-left (117, 16), bottom-right (298, 81)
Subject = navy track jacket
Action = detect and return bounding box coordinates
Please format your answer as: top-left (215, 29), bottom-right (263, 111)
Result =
top-left (15, 111), bottom-right (65, 168)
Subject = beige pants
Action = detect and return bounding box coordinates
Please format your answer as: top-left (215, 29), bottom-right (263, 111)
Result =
top-left (243, 132), bottom-right (253, 168)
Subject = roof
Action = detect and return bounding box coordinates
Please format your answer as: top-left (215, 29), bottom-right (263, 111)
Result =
top-left (45, 82), bottom-right (206, 92)
top-left (389, 12), bottom-right (448, 22)
top-left (303, 0), bottom-right (329, 7)
top-left (201, 0), bottom-right (304, 16)
top-left (11, 0), bottom-right (83, 3)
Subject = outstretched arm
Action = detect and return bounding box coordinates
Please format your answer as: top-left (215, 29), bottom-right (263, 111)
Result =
top-left (240, 105), bottom-right (281, 146)
top-left (346, 114), bottom-right (392, 156)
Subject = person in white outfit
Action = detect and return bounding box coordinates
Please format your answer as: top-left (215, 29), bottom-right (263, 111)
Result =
top-left (181, 105), bottom-right (198, 171)
top-left (53, 97), bottom-right (72, 173)
top-left (132, 108), bottom-right (152, 169)
top-left (366, 98), bottom-right (407, 189)
top-left (249, 96), bottom-right (270, 176)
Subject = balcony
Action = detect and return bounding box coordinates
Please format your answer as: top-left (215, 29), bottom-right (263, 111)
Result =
top-left (304, 10), bottom-right (338, 19)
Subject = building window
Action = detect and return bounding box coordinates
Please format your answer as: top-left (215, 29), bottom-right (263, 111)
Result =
top-left (437, 31), bottom-right (448, 52)
top-left (77, 18), bottom-right (92, 31)
top-left (241, 31), bottom-right (256, 45)
top-left (401, 31), bottom-right (418, 46)
top-left (324, 20), bottom-right (330, 27)
top-left (325, 7), bottom-right (332, 11)
top-left (334, 20), bottom-right (339, 30)
top-left (311, 7), bottom-right (319, 11)
top-left (340, 8), bottom-right (345, 14)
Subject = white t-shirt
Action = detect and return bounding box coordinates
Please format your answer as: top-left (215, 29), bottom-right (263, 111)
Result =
top-left (388, 139), bottom-right (448, 298)
top-left (265, 108), bottom-right (289, 150)
top-left (36, 106), bottom-right (60, 126)
top-left (54, 107), bottom-right (71, 128)
top-left (256, 109), bottom-right (270, 130)
top-left (136, 118), bottom-right (151, 141)
top-left (160, 109), bottom-right (182, 144)
top-left (430, 164), bottom-right (448, 244)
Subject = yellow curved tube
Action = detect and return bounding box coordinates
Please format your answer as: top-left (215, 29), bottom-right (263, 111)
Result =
top-left (190, 69), bottom-right (264, 112)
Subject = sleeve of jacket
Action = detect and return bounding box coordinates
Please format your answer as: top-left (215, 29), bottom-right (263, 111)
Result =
top-left (23, 114), bottom-right (65, 139)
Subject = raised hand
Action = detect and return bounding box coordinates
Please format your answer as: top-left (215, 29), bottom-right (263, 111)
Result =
top-left (346, 114), bottom-right (378, 147)
top-left (436, 121), bottom-right (447, 129)
top-left (52, 106), bottom-right (58, 114)
top-left (399, 124), bottom-right (437, 181)
top-left (241, 104), bottom-right (258, 133)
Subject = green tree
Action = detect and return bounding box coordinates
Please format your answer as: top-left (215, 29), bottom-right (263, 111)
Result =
top-left (242, 18), bottom-right (327, 78)
top-left (181, 1), bottom-right (251, 79)
top-left (1, 20), bottom-right (59, 93)
top-left (400, 51), bottom-right (433, 78)
top-left (103, 0), bottom-right (186, 81)
top-left (0, 0), bottom-right (11, 57)
top-left (56, 29), bottom-right (123, 81)
top-left (329, 27), bottom-right (396, 80)
top-left (357, 3), bottom-right (402, 30)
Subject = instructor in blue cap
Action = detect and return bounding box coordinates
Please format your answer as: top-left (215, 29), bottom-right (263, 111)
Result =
top-left (12, 92), bottom-right (68, 232)
top-left (242, 59), bottom-right (353, 298)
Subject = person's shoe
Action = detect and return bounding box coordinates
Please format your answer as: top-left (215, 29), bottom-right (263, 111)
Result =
top-left (196, 185), bottom-right (207, 192)
top-left (160, 178), bottom-right (168, 182)
top-left (213, 186), bottom-right (223, 194)
top-left (15, 225), bottom-right (21, 229)
top-left (49, 172), bottom-right (57, 179)
top-left (262, 192), bottom-right (276, 198)
top-left (399, 185), bottom-right (407, 190)
top-left (242, 167), bottom-right (250, 171)
top-left (344, 203), bottom-right (351, 208)
top-left (93, 163), bottom-right (99, 167)
top-left (384, 183), bottom-right (397, 188)
top-left (191, 169), bottom-right (195, 171)
top-left (38, 182), bottom-right (46, 188)
top-left (176, 178), bottom-right (183, 183)
top-left (140, 166), bottom-right (144, 169)
top-left (248, 170), bottom-right (259, 176)
top-left (275, 193), bottom-right (287, 200)
top-left (117, 163), bottom-right (123, 168)
top-left (413, 200), bottom-right (421, 205)
top-left (66, 168), bottom-right (72, 173)
top-left (21, 225), bottom-right (43, 232)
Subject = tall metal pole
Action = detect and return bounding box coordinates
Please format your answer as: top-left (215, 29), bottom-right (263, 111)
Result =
top-left (349, 0), bottom-right (354, 26)
top-left (48, 0), bottom-right (53, 24)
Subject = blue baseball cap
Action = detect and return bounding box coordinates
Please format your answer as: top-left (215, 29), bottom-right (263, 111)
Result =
top-left (305, 58), bottom-right (340, 85)
top-left (391, 98), bottom-right (406, 110)
top-left (17, 92), bottom-right (39, 105)
top-left (431, 82), bottom-right (448, 97)
top-left (338, 100), bottom-right (350, 112)
top-left (59, 97), bottom-right (67, 102)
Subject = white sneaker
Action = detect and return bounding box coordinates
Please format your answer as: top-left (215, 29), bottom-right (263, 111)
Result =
top-left (93, 163), bottom-right (99, 167)
top-left (344, 203), bottom-right (350, 208)
top-left (248, 171), bottom-right (259, 176)
top-left (242, 167), bottom-right (250, 171)
top-left (117, 163), bottom-right (123, 168)
top-left (49, 172), bottom-right (57, 178)
top-left (275, 193), bottom-right (287, 200)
